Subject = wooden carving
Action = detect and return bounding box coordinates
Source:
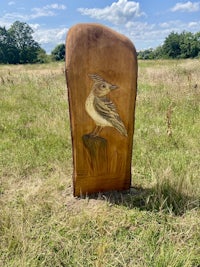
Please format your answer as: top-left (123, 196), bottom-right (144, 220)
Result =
top-left (65, 23), bottom-right (137, 196)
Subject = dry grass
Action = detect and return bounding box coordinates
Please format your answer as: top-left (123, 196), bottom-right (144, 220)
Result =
top-left (0, 60), bottom-right (200, 266)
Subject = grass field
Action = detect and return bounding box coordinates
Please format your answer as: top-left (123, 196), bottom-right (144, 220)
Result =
top-left (0, 60), bottom-right (200, 266)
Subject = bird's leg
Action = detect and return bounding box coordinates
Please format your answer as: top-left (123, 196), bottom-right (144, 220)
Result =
top-left (90, 126), bottom-right (98, 137)
top-left (90, 126), bottom-right (103, 137)
top-left (96, 126), bottom-right (103, 136)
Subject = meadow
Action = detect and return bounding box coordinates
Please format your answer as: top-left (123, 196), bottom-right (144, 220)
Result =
top-left (0, 60), bottom-right (199, 266)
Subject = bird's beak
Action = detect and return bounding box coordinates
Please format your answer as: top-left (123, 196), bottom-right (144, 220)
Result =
top-left (110, 85), bottom-right (118, 90)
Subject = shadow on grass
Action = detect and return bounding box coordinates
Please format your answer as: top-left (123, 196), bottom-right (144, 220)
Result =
top-left (85, 184), bottom-right (199, 216)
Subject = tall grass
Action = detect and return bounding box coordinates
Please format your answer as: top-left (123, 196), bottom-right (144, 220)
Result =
top-left (0, 60), bottom-right (199, 266)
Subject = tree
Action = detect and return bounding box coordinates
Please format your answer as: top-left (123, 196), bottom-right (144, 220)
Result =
top-left (36, 48), bottom-right (50, 63)
top-left (0, 27), bottom-right (8, 63)
top-left (152, 46), bottom-right (163, 59)
top-left (179, 31), bottom-right (199, 58)
top-left (51, 43), bottom-right (65, 61)
top-left (0, 21), bottom-right (48, 64)
top-left (137, 48), bottom-right (155, 59)
top-left (8, 21), bottom-right (41, 63)
top-left (195, 32), bottom-right (200, 58)
top-left (0, 27), bottom-right (9, 63)
top-left (162, 32), bottom-right (181, 58)
top-left (0, 26), bottom-right (19, 64)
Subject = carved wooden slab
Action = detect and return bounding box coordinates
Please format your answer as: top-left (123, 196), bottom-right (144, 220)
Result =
top-left (65, 23), bottom-right (137, 196)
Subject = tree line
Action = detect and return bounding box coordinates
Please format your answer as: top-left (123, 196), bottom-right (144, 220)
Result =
top-left (1, 21), bottom-right (200, 63)
top-left (0, 21), bottom-right (65, 64)
top-left (138, 31), bottom-right (200, 60)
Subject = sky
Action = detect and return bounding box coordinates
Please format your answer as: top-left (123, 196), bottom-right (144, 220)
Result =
top-left (1, 0), bottom-right (200, 53)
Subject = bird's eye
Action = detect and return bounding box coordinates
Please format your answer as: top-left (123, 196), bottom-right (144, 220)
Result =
top-left (101, 84), bottom-right (106, 88)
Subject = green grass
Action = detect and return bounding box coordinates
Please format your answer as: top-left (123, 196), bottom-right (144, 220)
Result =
top-left (0, 60), bottom-right (200, 266)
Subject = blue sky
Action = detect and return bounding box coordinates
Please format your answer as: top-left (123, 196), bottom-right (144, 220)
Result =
top-left (1, 0), bottom-right (200, 53)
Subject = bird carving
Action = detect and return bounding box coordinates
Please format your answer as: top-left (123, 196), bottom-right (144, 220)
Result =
top-left (85, 74), bottom-right (127, 137)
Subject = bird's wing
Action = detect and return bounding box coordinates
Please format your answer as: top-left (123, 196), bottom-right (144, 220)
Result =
top-left (94, 96), bottom-right (127, 136)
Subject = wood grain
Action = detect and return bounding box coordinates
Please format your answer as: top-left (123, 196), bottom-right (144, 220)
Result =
top-left (65, 23), bottom-right (137, 196)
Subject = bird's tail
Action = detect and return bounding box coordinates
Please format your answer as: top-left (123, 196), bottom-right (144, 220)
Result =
top-left (115, 121), bottom-right (128, 137)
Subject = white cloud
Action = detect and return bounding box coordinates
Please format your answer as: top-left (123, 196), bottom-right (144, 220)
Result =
top-left (159, 20), bottom-right (182, 29)
top-left (33, 26), bottom-right (68, 53)
top-left (171, 1), bottom-right (200, 12)
top-left (125, 21), bottom-right (155, 31)
top-left (78, 0), bottom-right (145, 25)
top-left (119, 18), bottom-right (200, 50)
top-left (31, 4), bottom-right (66, 19)
top-left (8, 1), bottom-right (15, 6)
top-left (47, 4), bottom-right (66, 10)
top-left (29, 23), bottom-right (40, 31)
top-left (2, 12), bottom-right (29, 21)
top-left (31, 8), bottom-right (55, 19)
top-left (33, 27), bottom-right (68, 44)
top-left (159, 22), bottom-right (170, 28)
top-left (0, 19), bottom-right (11, 29)
top-left (0, 3), bottom-right (67, 23)
top-left (2, 10), bottom-right (52, 22)
top-left (188, 21), bottom-right (198, 27)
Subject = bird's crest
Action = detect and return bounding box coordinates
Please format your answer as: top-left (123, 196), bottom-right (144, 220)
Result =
top-left (88, 74), bottom-right (105, 83)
